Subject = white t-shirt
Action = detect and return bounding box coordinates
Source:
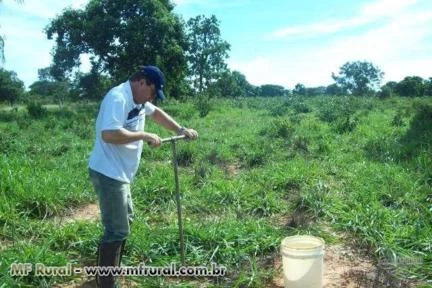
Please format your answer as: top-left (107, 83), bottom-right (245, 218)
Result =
top-left (89, 81), bottom-right (156, 183)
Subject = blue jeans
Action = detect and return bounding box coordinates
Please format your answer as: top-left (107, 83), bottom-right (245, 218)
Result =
top-left (89, 168), bottom-right (134, 243)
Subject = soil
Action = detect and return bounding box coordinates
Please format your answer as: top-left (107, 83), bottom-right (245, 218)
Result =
top-left (224, 163), bottom-right (241, 176)
top-left (53, 203), bottom-right (100, 225)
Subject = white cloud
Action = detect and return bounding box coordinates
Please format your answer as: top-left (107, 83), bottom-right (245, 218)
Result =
top-left (1, 0), bottom-right (90, 87)
top-left (267, 0), bottom-right (419, 39)
top-left (234, 0), bottom-right (432, 88)
top-left (229, 54), bottom-right (336, 89)
top-left (361, 0), bottom-right (418, 17)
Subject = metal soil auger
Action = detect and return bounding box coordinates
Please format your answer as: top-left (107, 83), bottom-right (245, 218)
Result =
top-left (161, 134), bottom-right (188, 266)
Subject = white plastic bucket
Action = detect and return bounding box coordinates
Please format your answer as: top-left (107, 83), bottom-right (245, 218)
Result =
top-left (280, 235), bottom-right (325, 288)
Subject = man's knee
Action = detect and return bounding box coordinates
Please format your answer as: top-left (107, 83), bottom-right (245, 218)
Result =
top-left (103, 228), bottom-right (130, 243)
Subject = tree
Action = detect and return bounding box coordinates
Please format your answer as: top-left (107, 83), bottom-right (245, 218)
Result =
top-left (395, 76), bottom-right (425, 97)
top-left (28, 67), bottom-right (72, 105)
top-left (293, 83), bottom-right (306, 96)
top-left (71, 69), bottom-right (112, 100)
top-left (377, 81), bottom-right (398, 98)
top-left (45, 0), bottom-right (188, 98)
top-left (260, 84), bottom-right (286, 97)
top-left (0, 34), bottom-right (3, 64)
top-left (325, 83), bottom-right (345, 96)
top-left (29, 80), bottom-right (70, 105)
top-left (382, 81), bottom-right (398, 91)
top-left (425, 78), bottom-right (432, 97)
top-left (186, 15), bottom-right (230, 93)
top-left (230, 71), bottom-right (257, 96)
top-left (207, 70), bottom-right (256, 98)
top-left (0, 68), bottom-right (25, 104)
top-left (306, 86), bottom-right (326, 96)
top-left (332, 61), bottom-right (384, 96)
top-left (37, 67), bottom-right (55, 82)
top-left (207, 71), bottom-right (242, 98)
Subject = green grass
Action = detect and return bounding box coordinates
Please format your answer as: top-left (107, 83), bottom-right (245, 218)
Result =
top-left (0, 96), bottom-right (431, 287)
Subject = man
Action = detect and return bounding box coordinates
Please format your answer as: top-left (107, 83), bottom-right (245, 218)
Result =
top-left (88, 65), bottom-right (198, 287)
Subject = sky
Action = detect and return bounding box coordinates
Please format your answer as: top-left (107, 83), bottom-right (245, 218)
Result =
top-left (0, 0), bottom-right (431, 90)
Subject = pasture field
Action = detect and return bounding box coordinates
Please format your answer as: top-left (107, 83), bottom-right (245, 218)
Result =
top-left (0, 95), bottom-right (431, 287)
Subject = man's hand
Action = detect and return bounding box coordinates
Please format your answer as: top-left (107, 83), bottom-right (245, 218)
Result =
top-left (143, 132), bottom-right (162, 147)
top-left (178, 127), bottom-right (198, 140)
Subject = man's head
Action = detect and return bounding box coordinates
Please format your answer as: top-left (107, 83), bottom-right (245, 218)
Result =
top-left (130, 65), bottom-right (165, 104)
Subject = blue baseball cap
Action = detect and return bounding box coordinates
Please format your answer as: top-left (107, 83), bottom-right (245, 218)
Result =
top-left (142, 65), bottom-right (165, 100)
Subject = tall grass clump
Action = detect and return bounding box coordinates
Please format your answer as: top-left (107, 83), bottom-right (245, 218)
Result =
top-left (27, 101), bottom-right (47, 118)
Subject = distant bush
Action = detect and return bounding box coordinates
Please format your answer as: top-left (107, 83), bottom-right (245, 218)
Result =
top-left (316, 96), bottom-right (372, 125)
top-left (262, 118), bottom-right (295, 139)
top-left (268, 102), bottom-right (290, 116)
top-left (292, 101), bottom-right (311, 114)
top-left (26, 102), bottom-right (47, 118)
top-left (378, 86), bottom-right (392, 99)
top-left (403, 103), bottom-right (432, 147)
top-left (194, 94), bottom-right (212, 118)
top-left (317, 97), bottom-right (352, 123)
top-left (334, 116), bottom-right (359, 133)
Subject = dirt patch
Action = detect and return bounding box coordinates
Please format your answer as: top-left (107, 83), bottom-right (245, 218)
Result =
top-left (323, 244), bottom-right (376, 287)
top-left (224, 163), bottom-right (241, 176)
top-left (53, 203), bottom-right (100, 225)
top-left (0, 238), bottom-right (14, 251)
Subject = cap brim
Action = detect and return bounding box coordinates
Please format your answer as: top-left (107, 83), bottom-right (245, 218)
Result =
top-left (156, 89), bottom-right (165, 101)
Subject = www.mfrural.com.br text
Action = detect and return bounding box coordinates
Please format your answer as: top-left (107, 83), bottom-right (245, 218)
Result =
top-left (10, 262), bottom-right (227, 277)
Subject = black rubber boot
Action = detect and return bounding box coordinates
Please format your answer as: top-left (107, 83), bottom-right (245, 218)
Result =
top-left (96, 241), bottom-right (123, 288)
top-left (120, 239), bottom-right (127, 264)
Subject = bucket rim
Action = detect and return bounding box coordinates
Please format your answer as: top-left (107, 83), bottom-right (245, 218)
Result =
top-left (281, 235), bottom-right (325, 250)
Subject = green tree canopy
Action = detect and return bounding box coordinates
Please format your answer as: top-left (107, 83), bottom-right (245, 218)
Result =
top-left (325, 83), bottom-right (346, 96)
top-left (395, 76), bottom-right (425, 97)
top-left (186, 15), bottom-right (230, 93)
top-left (260, 84), bottom-right (286, 97)
top-left (45, 0), bottom-right (188, 98)
top-left (207, 70), bottom-right (256, 97)
top-left (306, 86), bottom-right (326, 96)
top-left (0, 68), bottom-right (24, 104)
top-left (425, 77), bottom-right (432, 96)
top-left (332, 61), bottom-right (384, 96)
top-left (71, 70), bottom-right (113, 100)
top-left (382, 81), bottom-right (398, 91)
top-left (0, 35), bottom-right (3, 64)
top-left (293, 83), bottom-right (306, 96)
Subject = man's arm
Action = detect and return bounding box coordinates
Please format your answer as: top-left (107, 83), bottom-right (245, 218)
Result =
top-left (151, 107), bottom-right (198, 139)
top-left (102, 129), bottom-right (161, 146)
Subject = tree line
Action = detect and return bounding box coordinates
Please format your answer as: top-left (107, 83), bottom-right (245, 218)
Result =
top-left (0, 0), bottom-right (431, 105)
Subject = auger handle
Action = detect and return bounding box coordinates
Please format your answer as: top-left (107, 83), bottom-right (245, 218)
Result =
top-left (161, 135), bottom-right (188, 144)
